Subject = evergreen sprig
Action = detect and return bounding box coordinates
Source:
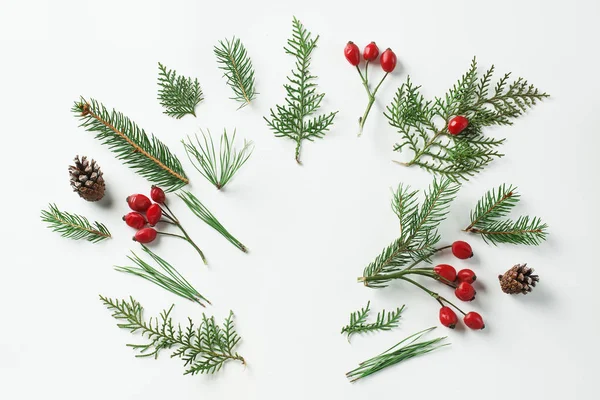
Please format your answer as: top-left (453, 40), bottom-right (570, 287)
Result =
top-left (115, 245), bottom-right (210, 306)
top-left (346, 327), bottom-right (448, 382)
top-left (385, 57), bottom-right (549, 181)
top-left (157, 62), bottom-right (203, 118)
top-left (264, 17), bottom-right (338, 164)
top-left (341, 301), bottom-right (405, 340)
top-left (72, 98), bottom-right (188, 192)
top-left (182, 129), bottom-right (253, 190)
top-left (465, 184), bottom-right (548, 245)
top-left (214, 37), bottom-right (257, 108)
top-left (41, 203), bottom-right (111, 243)
top-left (177, 191), bottom-right (248, 253)
top-left (100, 296), bottom-right (245, 375)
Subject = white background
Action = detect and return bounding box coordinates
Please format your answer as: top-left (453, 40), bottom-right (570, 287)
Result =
top-left (1, 0), bottom-right (599, 398)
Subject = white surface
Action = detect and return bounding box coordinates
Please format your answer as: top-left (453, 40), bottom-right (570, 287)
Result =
top-left (1, 0), bottom-right (599, 398)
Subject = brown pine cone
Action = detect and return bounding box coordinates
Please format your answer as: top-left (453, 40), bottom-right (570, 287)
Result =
top-left (498, 263), bottom-right (539, 295)
top-left (69, 156), bottom-right (105, 202)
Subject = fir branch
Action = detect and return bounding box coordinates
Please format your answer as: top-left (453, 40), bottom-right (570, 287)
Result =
top-left (41, 203), bottom-right (111, 243)
top-left (157, 62), bottom-right (203, 118)
top-left (100, 296), bottom-right (245, 375)
top-left (346, 327), bottom-right (448, 382)
top-left (72, 98), bottom-right (188, 192)
top-left (385, 57), bottom-right (548, 181)
top-left (177, 191), bottom-right (247, 253)
top-left (182, 129), bottom-right (253, 190)
top-left (115, 245), bottom-right (210, 306)
top-left (341, 301), bottom-right (405, 340)
top-left (264, 17), bottom-right (338, 164)
top-left (214, 37), bottom-right (257, 108)
top-left (465, 183), bottom-right (519, 230)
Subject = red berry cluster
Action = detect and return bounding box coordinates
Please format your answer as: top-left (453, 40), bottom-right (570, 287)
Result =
top-left (123, 187), bottom-right (166, 243)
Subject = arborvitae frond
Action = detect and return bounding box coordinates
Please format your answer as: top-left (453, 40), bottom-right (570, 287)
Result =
top-left (264, 17), bottom-right (338, 164)
top-left (115, 245), bottom-right (210, 306)
top-left (182, 129), bottom-right (253, 190)
top-left (157, 62), bottom-right (203, 118)
top-left (100, 296), bottom-right (245, 375)
top-left (341, 301), bottom-right (405, 340)
top-left (41, 203), bottom-right (111, 243)
top-left (177, 191), bottom-right (247, 253)
top-left (72, 98), bottom-right (188, 192)
top-left (385, 57), bottom-right (548, 181)
top-left (214, 37), bottom-right (257, 108)
top-left (362, 178), bottom-right (460, 287)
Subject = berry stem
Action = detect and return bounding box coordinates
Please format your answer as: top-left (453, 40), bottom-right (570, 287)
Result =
top-left (159, 203), bottom-right (207, 265)
top-left (357, 70), bottom-right (389, 136)
top-left (400, 276), bottom-right (467, 316)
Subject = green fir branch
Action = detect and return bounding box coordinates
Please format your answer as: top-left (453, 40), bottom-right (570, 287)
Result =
top-left (214, 37), bottom-right (257, 108)
top-left (264, 17), bottom-right (338, 164)
top-left (157, 62), bottom-right (203, 118)
top-left (100, 296), bottom-right (245, 375)
top-left (182, 129), bottom-right (253, 190)
top-left (115, 245), bottom-right (210, 306)
top-left (41, 203), bottom-right (111, 243)
top-left (72, 98), bottom-right (188, 192)
top-left (341, 301), bottom-right (405, 340)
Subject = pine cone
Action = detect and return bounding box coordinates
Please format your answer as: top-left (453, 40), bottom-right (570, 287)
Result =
top-left (69, 156), bottom-right (105, 201)
top-left (498, 263), bottom-right (539, 295)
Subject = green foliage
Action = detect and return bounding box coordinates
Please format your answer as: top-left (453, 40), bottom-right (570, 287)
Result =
top-left (346, 327), bottom-right (448, 382)
top-left (214, 37), bottom-right (257, 108)
top-left (385, 57), bottom-right (548, 181)
top-left (115, 245), bottom-right (210, 306)
top-left (264, 17), bottom-right (337, 164)
top-left (41, 203), bottom-right (111, 243)
top-left (465, 184), bottom-right (548, 245)
top-left (72, 98), bottom-right (188, 192)
top-left (182, 129), bottom-right (253, 190)
top-left (362, 178), bottom-right (460, 287)
top-left (341, 301), bottom-right (405, 340)
top-left (157, 62), bottom-right (203, 118)
top-left (100, 296), bottom-right (245, 375)
top-left (177, 191), bottom-right (247, 253)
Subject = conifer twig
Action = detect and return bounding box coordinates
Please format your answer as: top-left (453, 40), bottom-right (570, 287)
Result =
top-left (341, 301), bottom-right (405, 341)
top-left (157, 62), bottom-right (204, 118)
top-left (214, 37), bottom-right (257, 108)
top-left (41, 203), bottom-right (111, 243)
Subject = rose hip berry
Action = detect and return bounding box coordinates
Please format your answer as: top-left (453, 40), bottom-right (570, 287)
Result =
top-left (455, 281), bottom-right (476, 301)
top-left (150, 185), bottom-right (166, 204)
top-left (146, 203), bottom-right (162, 226)
top-left (457, 268), bottom-right (477, 284)
top-left (126, 194), bottom-right (152, 212)
top-left (344, 41), bottom-right (360, 66)
top-left (448, 116), bottom-right (469, 135)
top-left (434, 264), bottom-right (457, 282)
top-left (363, 42), bottom-right (379, 61)
top-left (439, 306), bottom-right (458, 329)
top-left (380, 48), bottom-right (397, 72)
top-left (464, 312), bottom-right (485, 330)
top-left (133, 227), bottom-right (157, 244)
top-left (123, 212), bottom-right (146, 230)
top-left (452, 241), bottom-right (473, 259)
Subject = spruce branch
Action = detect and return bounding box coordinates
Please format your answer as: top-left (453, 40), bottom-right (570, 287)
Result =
top-left (41, 203), bottom-right (111, 243)
top-left (100, 296), bottom-right (245, 375)
top-left (385, 57), bottom-right (548, 181)
top-left (341, 301), bottom-right (405, 340)
top-left (214, 37), bottom-right (257, 108)
top-left (72, 98), bottom-right (188, 192)
top-left (182, 129), bottom-right (253, 190)
top-left (264, 17), bottom-right (338, 164)
top-left (157, 62), bottom-right (203, 118)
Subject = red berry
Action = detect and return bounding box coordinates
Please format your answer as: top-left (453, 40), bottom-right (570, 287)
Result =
top-left (363, 42), bottom-right (379, 61)
top-left (439, 306), bottom-right (458, 329)
top-left (133, 227), bottom-right (157, 244)
top-left (452, 241), bottom-right (473, 259)
top-left (146, 203), bottom-right (162, 226)
top-left (447, 116), bottom-right (469, 135)
top-left (455, 281), bottom-right (476, 301)
top-left (380, 48), bottom-right (397, 72)
top-left (126, 194), bottom-right (152, 212)
top-left (457, 268), bottom-right (477, 284)
top-left (433, 264), bottom-right (457, 282)
top-left (344, 41), bottom-right (360, 66)
top-left (123, 212), bottom-right (146, 230)
top-left (464, 312), bottom-right (485, 330)
top-left (150, 185), bottom-right (166, 204)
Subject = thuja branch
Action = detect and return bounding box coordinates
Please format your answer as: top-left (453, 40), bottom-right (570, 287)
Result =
top-left (41, 203), bottom-right (111, 243)
top-left (341, 301), bottom-right (405, 341)
top-left (157, 62), bottom-right (204, 118)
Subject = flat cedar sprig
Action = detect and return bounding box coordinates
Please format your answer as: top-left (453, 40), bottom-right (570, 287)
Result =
top-left (157, 62), bottom-right (204, 118)
top-left (41, 203), bottom-right (111, 243)
top-left (214, 37), bottom-right (257, 108)
top-left (341, 301), bottom-right (405, 341)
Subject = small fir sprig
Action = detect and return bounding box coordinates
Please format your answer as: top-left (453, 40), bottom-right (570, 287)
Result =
top-left (157, 62), bottom-right (203, 118)
top-left (100, 296), bottom-right (245, 375)
top-left (182, 129), bottom-right (253, 190)
top-left (115, 245), bottom-right (210, 306)
top-left (341, 301), bottom-right (405, 340)
top-left (264, 17), bottom-right (338, 164)
top-left (385, 57), bottom-right (549, 181)
top-left (346, 327), bottom-right (448, 382)
top-left (214, 37), bottom-right (257, 108)
top-left (72, 98), bottom-right (188, 192)
top-left (177, 191), bottom-right (248, 253)
top-left (41, 203), bottom-right (111, 243)
top-left (464, 184), bottom-right (548, 245)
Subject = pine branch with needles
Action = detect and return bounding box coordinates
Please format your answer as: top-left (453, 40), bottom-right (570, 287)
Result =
top-left (214, 37), bottom-right (257, 108)
top-left (341, 301), bottom-right (405, 340)
top-left (41, 203), bottom-right (111, 243)
top-left (157, 62), bottom-right (203, 118)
